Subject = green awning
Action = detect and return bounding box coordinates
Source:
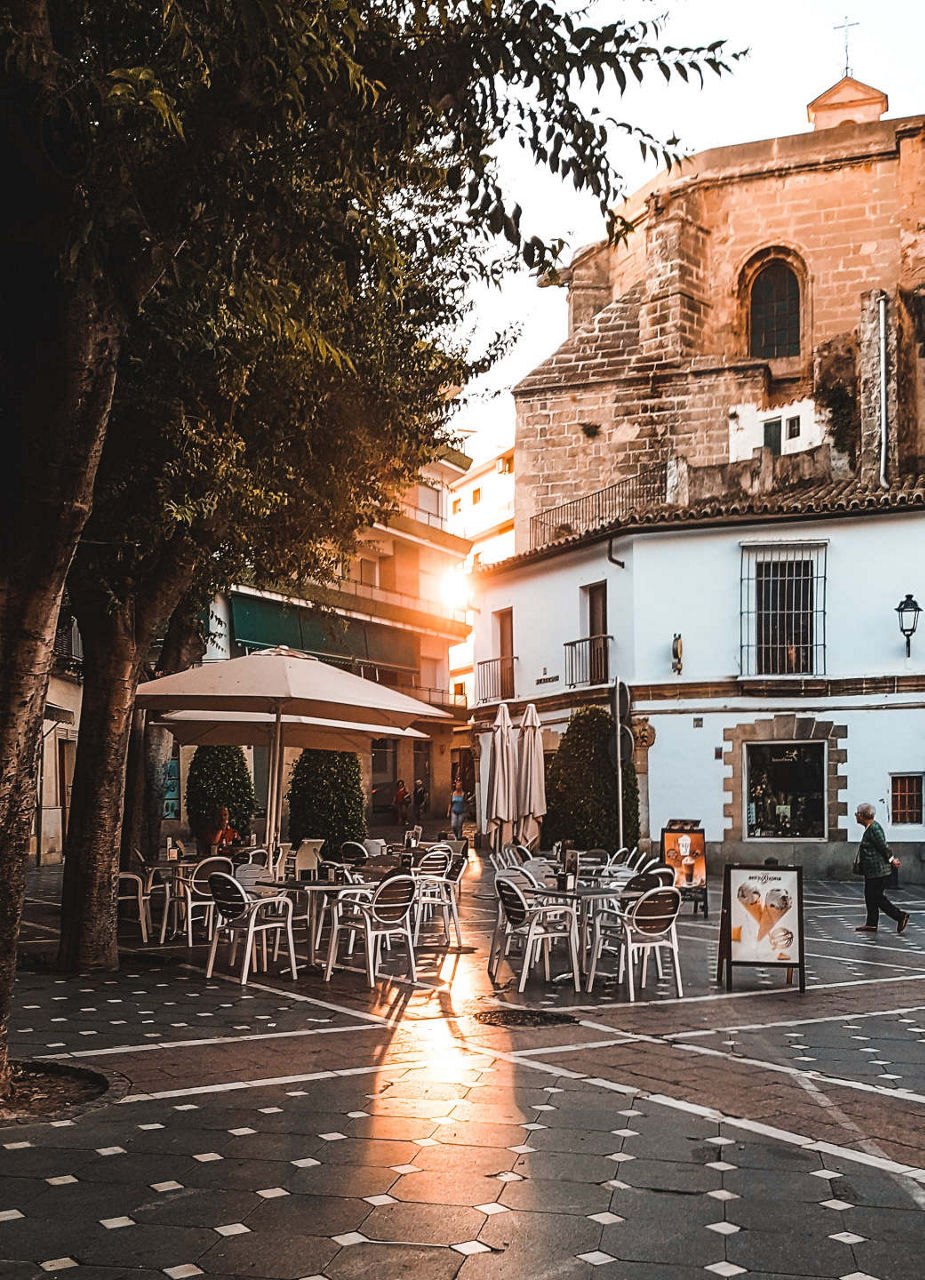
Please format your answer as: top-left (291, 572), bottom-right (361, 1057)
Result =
top-left (230, 594), bottom-right (418, 671)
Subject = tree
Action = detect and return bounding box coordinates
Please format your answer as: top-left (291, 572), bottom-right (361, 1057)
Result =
top-left (185, 747), bottom-right (256, 849)
top-left (544, 705), bottom-right (641, 851)
top-left (287, 750), bottom-right (366, 857)
top-left (0, 0), bottom-right (736, 1089)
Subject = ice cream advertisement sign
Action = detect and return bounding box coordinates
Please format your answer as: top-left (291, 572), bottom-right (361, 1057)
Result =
top-left (718, 864), bottom-right (805, 992)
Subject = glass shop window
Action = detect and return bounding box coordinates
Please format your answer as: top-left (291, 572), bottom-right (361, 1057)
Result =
top-left (745, 741), bottom-right (825, 839)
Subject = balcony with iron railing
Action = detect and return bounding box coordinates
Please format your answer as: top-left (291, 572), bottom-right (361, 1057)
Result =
top-left (53, 616), bottom-right (84, 678)
top-left (476, 655), bottom-right (516, 703)
top-left (399, 499), bottom-right (447, 530)
top-left (332, 575), bottom-right (467, 624)
top-left (564, 634), bottom-right (612, 687)
top-left (529, 461), bottom-right (668, 551)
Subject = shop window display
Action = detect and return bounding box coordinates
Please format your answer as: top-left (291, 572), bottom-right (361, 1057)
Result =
top-left (746, 742), bottom-right (825, 839)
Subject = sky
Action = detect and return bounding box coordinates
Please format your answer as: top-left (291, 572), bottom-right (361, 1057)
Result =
top-left (451, 0), bottom-right (925, 463)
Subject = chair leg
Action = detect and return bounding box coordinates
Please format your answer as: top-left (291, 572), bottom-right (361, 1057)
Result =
top-left (671, 929), bottom-right (683, 997)
top-left (286, 919), bottom-right (299, 981)
top-left (365, 925), bottom-right (376, 988)
top-left (569, 917), bottom-right (582, 993)
top-left (260, 930), bottom-right (268, 973)
top-left (186, 902), bottom-right (195, 949)
top-left (159, 894), bottom-right (171, 945)
top-left (449, 890), bottom-right (462, 947)
top-left (518, 920), bottom-right (540, 993)
top-left (641, 950), bottom-right (649, 989)
top-left (626, 939), bottom-right (636, 1003)
top-left (136, 888), bottom-right (148, 944)
top-left (206, 926), bottom-right (221, 978)
top-left (542, 937), bottom-right (551, 982)
top-left (324, 916), bottom-right (340, 982)
top-left (404, 924), bottom-right (417, 983)
top-left (241, 920), bottom-right (257, 985)
top-left (587, 923), bottom-right (601, 994)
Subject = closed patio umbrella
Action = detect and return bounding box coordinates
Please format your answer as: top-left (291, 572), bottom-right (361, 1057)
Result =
top-left (485, 703), bottom-right (518, 853)
top-left (516, 703), bottom-right (546, 849)
top-left (136, 647), bottom-right (447, 848)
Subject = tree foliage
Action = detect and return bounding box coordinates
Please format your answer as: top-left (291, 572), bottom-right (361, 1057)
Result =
top-left (544, 705), bottom-right (639, 851)
top-left (287, 750), bottom-right (366, 856)
top-left (185, 746), bottom-right (256, 845)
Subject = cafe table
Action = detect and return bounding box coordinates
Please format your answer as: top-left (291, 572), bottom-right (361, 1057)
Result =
top-left (257, 877), bottom-right (382, 966)
top-left (527, 881), bottom-right (646, 980)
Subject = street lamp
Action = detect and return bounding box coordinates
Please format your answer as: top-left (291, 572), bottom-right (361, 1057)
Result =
top-left (895, 593), bottom-right (922, 658)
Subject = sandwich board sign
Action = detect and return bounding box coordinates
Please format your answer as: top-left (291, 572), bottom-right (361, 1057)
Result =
top-left (717, 864), bottom-right (805, 992)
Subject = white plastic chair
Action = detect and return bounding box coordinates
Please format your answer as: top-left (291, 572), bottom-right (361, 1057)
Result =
top-left (412, 850), bottom-right (461, 946)
top-left (588, 886), bottom-right (683, 1000)
top-left (206, 873), bottom-right (298, 985)
top-left (489, 876), bottom-right (581, 993)
top-left (117, 872), bottom-right (152, 943)
top-left (160, 855), bottom-right (232, 945)
top-left (324, 874), bottom-right (418, 988)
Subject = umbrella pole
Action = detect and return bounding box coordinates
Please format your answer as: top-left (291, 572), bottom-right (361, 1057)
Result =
top-left (273, 714), bottom-right (286, 850)
top-left (267, 706), bottom-right (282, 853)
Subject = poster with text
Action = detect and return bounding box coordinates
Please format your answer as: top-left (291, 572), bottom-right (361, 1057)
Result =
top-left (729, 866), bottom-right (800, 964)
top-left (662, 829), bottom-right (706, 889)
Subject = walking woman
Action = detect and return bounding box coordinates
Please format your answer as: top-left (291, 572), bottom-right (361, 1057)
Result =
top-left (854, 802), bottom-right (910, 934)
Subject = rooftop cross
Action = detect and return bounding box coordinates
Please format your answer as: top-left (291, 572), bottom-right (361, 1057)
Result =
top-left (834, 15), bottom-right (859, 78)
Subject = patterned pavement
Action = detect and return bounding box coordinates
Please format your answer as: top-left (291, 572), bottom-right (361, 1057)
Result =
top-left (1, 861), bottom-right (923, 1278)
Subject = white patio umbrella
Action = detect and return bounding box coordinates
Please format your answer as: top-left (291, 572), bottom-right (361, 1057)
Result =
top-left (155, 710), bottom-right (429, 752)
top-left (485, 703), bottom-right (518, 853)
top-left (516, 703), bottom-right (546, 849)
top-left (136, 647), bottom-right (447, 847)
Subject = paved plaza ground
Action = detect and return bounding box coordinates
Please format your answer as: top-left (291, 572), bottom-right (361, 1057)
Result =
top-left (1, 856), bottom-right (924, 1279)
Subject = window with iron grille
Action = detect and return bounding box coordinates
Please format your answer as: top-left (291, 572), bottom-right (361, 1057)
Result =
top-left (891, 775), bottom-right (924, 825)
top-left (750, 261), bottom-right (800, 359)
top-left (740, 542), bottom-right (826, 676)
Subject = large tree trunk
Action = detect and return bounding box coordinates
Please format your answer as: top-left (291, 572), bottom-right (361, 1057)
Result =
top-left (0, 267), bottom-right (123, 1078)
top-left (57, 599), bottom-right (142, 971)
top-left (120, 707), bottom-right (148, 870)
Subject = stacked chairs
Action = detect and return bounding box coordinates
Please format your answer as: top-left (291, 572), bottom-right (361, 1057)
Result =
top-left (324, 874), bottom-right (418, 988)
top-left (206, 873), bottom-right (298, 985)
top-left (489, 875), bottom-right (581, 993)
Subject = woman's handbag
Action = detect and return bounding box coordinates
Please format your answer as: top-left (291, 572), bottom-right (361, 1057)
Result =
top-left (852, 849), bottom-right (864, 876)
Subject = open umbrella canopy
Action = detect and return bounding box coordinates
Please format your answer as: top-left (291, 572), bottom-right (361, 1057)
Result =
top-left (135, 646), bottom-right (449, 729)
top-left (485, 702), bottom-right (518, 851)
top-left (155, 710), bottom-right (428, 751)
top-left (516, 703), bottom-right (546, 849)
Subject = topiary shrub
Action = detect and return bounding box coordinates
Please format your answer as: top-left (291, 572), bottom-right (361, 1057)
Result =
top-left (544, 705), bottom-right (640, 851)
top-left (287, 749), bottom-right (366, 856)
top-left (185, 745), bottom-right (256, 843)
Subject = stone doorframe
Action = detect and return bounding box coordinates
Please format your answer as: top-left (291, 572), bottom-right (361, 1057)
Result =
top-left (722, 714), bottom-right (848, 842)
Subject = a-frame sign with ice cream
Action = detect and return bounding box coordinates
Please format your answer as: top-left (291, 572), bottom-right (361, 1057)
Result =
top-left (717, 864), bottom-right (806, 992)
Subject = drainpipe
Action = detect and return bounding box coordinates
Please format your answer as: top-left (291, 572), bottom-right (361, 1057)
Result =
top-left (879, 294), bottom-right (889, 490)
top-left (607, 537), bottom-right (625, 569)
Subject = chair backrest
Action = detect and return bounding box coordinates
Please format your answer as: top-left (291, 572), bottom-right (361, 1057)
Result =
top-left (173, 838), bottom-right (189, 860)
top-left (246, 848), bottom-right (269, 867)
top-left (446, 855), bottom-right (468, 886)
top-left (496, 875), bottom-right (531, 928)
top-left (234, 864), bottom-right (266, 891)
top-left (209, 872), bottom-right (251, 923)
top-left (417, 850), bottom-right (450, 876)
top-left (340, 841), bottom-right (369, 866)
top-left (192, 856), bottom-right (233, 897)
top-left (411, 825), bottom-right (423, 842)
top-left (627, 887), bottom-right (682, 937)
top-left (371, 874), bottom-right (417, 925)
top-left (650, 865), bottom-right (675, 886)
top-left (621, 871), bottom-right (664, 898)
top-left (580, 849), bottom-right (611, 878)
top-left (608, 847), bottom-right (630, 868)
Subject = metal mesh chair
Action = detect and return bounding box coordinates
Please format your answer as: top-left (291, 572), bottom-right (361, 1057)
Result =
top-left (490, 875), bottom-right (581, 993)
top-left (588, 886), bottom-right (682, 1000)
top-left (324, 874), bottom-right (418, 987)
top-left (159, 855), bottom-right (232, 945)
top-left (117, 872), bottom-right (152, 943)
top-left (412, 851), bottom-right (461, 946)
top-left (206, 873), bottom-right (298, 985)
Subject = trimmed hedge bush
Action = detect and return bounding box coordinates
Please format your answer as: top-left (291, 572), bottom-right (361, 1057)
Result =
top-left (544, 705), bottom-right (640, 851)
top-left (287, 749), bottom-right (366, 855)
top-left (185, 745), bottom-right (256, 842)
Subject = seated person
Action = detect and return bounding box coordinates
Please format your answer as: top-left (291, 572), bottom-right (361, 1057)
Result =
top-left (202, 805), bottom-right (240, 852)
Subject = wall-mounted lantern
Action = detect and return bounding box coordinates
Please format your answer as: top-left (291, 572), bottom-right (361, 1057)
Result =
top-left (671, 634), bottom-right (683, 675)
top-left (895, 594), bottom-right (922, 658)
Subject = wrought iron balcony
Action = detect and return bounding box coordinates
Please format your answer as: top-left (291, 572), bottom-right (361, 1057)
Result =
top-left (565, 635), bottom-right (612, 687)
top-left (477, 655), bottom-right (516, 703)
top-left (529, 462), bottom-right (667, 551)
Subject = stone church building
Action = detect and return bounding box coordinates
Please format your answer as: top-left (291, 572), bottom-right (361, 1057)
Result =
top-left (471, 78), bottom-right (925, 880)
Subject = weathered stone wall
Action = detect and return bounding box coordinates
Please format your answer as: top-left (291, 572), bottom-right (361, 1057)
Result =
top-left (514, 112), bottom-right (925, 552)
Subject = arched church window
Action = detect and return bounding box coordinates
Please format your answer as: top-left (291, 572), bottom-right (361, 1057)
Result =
top-left (749, 261), bottom-right (800, 359)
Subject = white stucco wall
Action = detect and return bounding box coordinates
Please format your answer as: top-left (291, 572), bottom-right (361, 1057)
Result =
top-left (473, 511), bottom-right (925, 693)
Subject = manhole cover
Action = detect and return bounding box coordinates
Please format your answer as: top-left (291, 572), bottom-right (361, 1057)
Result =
top-left (474, 1009), bottom-right (577, 1028)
